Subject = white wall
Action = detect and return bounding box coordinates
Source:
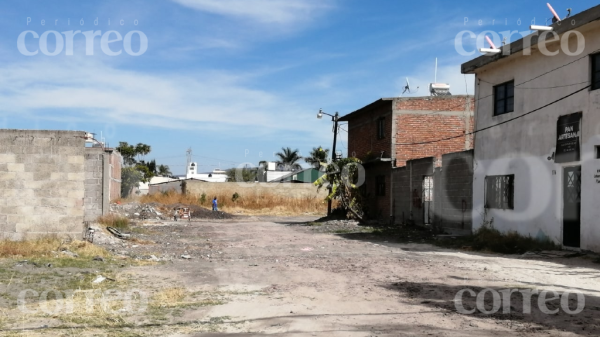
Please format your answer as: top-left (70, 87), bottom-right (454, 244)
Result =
top-left (471, 20), bottom-right (600, 251)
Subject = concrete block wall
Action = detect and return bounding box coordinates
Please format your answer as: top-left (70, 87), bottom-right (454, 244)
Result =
top-left (0, 129), bottom-right (86, 239)
top-left (84, 148), bottom-right (105, 221)
top-left (149, 180), bottom-right (184, 194)
top-left (160, 180), bottom-right (328, 199)
top-left (391, 151), bottom-right (473, 231)
top-left (436, 150), bottom-right (473, 230)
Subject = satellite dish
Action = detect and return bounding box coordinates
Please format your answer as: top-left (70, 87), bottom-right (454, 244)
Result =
top-left (401, 77), bottom-right (419, 96)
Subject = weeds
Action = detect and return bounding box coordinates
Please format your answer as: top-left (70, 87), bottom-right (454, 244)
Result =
top-left (140, 190), bottom-right (333, 215)
top-left (0, 236), bottom-right (109, 259)
top-left (436, 224), bottom-right (560, 254)
top-left (98, 214), bottom-right (130, 230)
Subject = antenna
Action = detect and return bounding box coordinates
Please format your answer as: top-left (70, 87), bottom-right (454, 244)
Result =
top-left (434, 58), bottom-right (437, 83)
top-left (186, 148), bottom-right (192, 168)
top-left (531, 3), bottom-right (564, 32)
top-left (401, 77), bottom-right (419, 96)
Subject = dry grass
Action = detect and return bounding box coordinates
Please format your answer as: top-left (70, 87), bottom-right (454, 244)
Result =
top-left (97, 214), bottom-right (130, 230)
top-left (0, 236), bottom-right (110, 259)
top-left (140, 190), bottom-right (334, 216)
top-left (150, 287), bottom-right (187, 308)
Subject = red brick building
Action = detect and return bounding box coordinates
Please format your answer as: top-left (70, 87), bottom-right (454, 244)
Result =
top-left (340, 96), bottom-right (474, 220)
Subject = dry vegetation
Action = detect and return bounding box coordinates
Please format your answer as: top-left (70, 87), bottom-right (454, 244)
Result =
top-left (138, 190), bottom-right (333, 216)
top-left (0, 235), bottom-right (109, 259)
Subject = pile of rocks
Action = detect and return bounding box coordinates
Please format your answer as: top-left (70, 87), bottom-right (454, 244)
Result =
top-left (110, 202), bottom-right (166, 220)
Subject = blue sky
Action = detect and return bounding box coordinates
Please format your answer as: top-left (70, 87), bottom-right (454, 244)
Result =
top-left (0, 0), bottom-right (597, 174)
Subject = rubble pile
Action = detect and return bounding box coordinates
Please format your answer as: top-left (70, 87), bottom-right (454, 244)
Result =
top-left (110, 201), bottom-right (234, 221)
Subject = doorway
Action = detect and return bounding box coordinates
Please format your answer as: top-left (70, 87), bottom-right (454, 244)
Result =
top-left (422, 176), bottom-right (433, 225)
top-left (562, 166), bottom-right (581, 248)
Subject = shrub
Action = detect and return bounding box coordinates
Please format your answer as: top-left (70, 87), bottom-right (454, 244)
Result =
top-left (200, 192), bottom-right (207, 205)
top-left (232, 192), bottom-right (240, 202)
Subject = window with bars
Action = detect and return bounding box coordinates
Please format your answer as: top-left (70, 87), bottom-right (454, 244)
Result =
top-left (592, 53), bottom-right (600, 90)
top-left (485, 175), bottom-right (514, 209)
top-left (377, 117), bottom-right (385, 139)
top-left (493, 81), bottom-right (514, 116)
top-left (375, 175), bottom-right (386, 196)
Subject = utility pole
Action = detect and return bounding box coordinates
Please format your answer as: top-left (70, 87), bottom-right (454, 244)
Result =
top-left (328, 112), bottom-right (339, 216)
top-left (317, 109), bottom-right (340, 217)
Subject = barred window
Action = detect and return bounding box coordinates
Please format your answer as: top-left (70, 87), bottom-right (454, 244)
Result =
top-left (377, 117), bottom-right (385, 139)
top-left (485, 175), bottom-right (514, 209)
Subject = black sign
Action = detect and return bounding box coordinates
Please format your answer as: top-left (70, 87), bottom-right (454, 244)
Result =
top-left (555, 112), bottom-right (582, 163)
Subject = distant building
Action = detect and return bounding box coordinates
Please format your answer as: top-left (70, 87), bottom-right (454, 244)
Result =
top-left (269, 167), bottom-right (324, 183)
top-left (182, 162), bottom-right (228, 182)
top-left (256, 161), bottom-right (301, 182)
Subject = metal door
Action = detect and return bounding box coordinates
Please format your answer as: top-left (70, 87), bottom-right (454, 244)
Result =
top-left (563, 166), bottom-right (581, 248)
top-left (423, 176), bottom-right (433, 224)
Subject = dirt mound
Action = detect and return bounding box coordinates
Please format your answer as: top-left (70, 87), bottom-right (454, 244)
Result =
top-left (111, 201), bottom-right (233, 220)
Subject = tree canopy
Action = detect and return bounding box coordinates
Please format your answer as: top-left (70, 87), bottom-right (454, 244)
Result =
top-left (305, 146), bottom-right (330, 169)
top-left (275, 147), bottom-right (303, 171)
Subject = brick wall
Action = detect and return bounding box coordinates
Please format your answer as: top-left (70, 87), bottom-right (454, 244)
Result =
top-left (395, 114), bottom-right (474, 166)
top-left (344, 96), bottom-right (474, 220)
top-left (0, 130), bottom-right (86, 239)
top-left (107, 150), bottom-right (122, 201)
top-left (345, 101), bottom-right (393, 160)
top-left (361, 162), bottom-right (391, 219)
top-left (394, 96), bottom-right (474, 167)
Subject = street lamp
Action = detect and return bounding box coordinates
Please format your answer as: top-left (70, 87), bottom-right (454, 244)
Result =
top-left (317, 108), bottom-right (340, 216)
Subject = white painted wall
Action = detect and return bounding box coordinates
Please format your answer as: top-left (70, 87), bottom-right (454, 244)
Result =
top-left (470, 20), bottom-right (600, 251)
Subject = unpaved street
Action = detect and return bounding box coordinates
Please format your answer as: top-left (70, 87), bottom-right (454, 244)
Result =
top-left (110, 217), bottom-right (600, 336)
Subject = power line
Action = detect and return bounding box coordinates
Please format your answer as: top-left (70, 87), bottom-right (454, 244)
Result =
top-left (394, 84), bottom-right (590, 146)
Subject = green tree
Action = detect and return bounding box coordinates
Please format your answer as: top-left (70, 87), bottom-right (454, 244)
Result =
top-left (121, 167), bottom-right (143, 198)
top-left (305, 146), bottom-right (330, 169)
top-left (275, 147), bottom-right (303, 171)
top-left (116, 142), bottom-right (138, 166)
top-left (314, 157), bottom-right (365, 220)
top-left (157, 164), bottom-right (172, 176)
top-left (226, 167), bottom-right (257, 182)
top-left (116, 142), bottom-right (155, 197)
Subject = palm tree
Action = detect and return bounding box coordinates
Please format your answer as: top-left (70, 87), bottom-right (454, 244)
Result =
top-left (275, 147), bottom-right (303, 171)
top-left (157, 164), bottom-right (172, 176)
top-left (305, 146), bottom-right (330, 169)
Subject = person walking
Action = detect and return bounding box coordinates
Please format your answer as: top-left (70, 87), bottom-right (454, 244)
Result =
top-left (173, 208), bottom-right (178, 221)
top-left (212, 197), bottom-right (218, 211)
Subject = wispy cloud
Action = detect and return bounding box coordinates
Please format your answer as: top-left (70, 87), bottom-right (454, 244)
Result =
top-left (0, 58), bottom-right (325, 139)
top-left (171, 0), bottom-right (334, 25)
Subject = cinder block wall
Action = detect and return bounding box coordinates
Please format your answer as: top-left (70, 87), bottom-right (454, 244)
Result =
top-left (84, 148), bottom-right (105, 221)
top-left (0, 129), bottom-right (86, 240)
top-left (391, 151), bottom-right (473, 231)
top-left (436, 150), bottom-right (473, 230)
top-left (168, 180), bottom-right (328, 199)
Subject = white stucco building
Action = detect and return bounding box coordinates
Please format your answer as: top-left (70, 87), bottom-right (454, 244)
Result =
top-left (462, 5), bottom-right (600, 251)
top-left (183, 162), bottom-right (228, 182)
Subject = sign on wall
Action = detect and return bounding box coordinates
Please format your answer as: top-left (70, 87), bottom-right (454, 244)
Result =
top-left (555, 112), bottom-right (582, 163)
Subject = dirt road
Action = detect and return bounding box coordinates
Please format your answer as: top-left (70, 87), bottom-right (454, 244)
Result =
top-left (3, 217), bottom-right (600, 336)
top-left (114, 217), bottom-right (600, 336)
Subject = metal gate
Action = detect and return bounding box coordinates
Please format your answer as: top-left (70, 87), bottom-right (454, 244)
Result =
top-left (423, 176), bottom-right (433, 224)
top-left (563, 166), bottom-right (581, 248)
